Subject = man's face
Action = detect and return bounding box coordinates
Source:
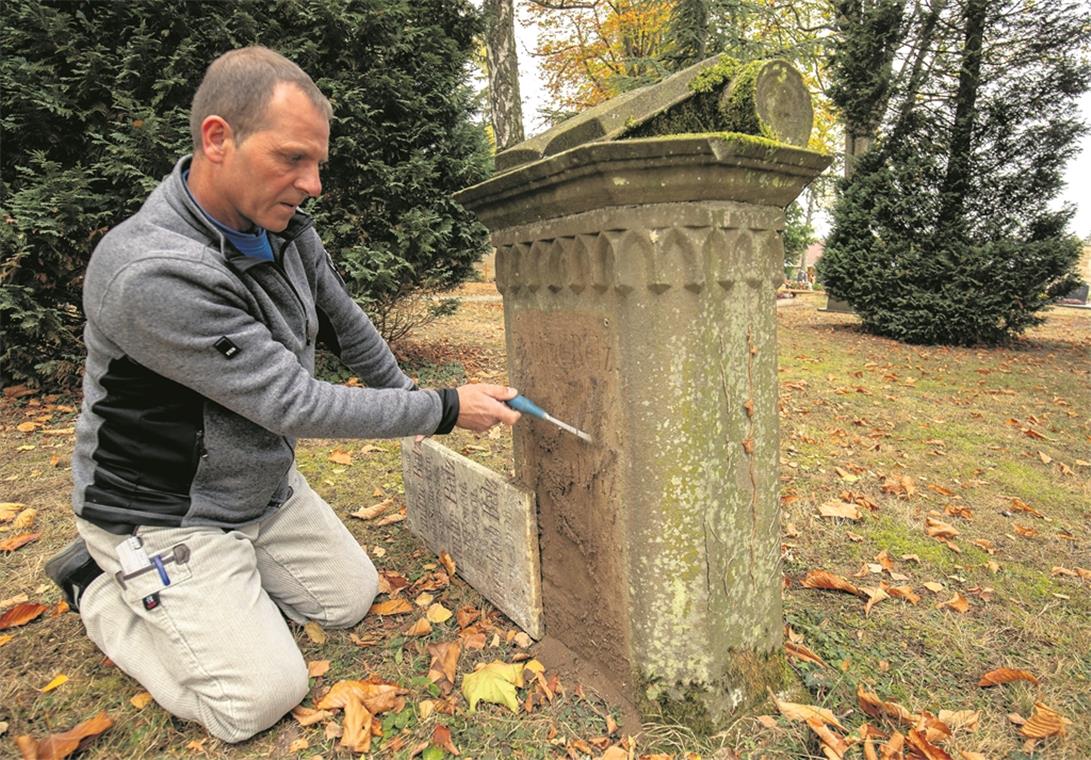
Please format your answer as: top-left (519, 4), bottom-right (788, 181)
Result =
top-left (218, 83), bottom-right (329, 233)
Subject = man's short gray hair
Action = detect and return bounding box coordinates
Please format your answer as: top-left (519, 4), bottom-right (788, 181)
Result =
top-left (190, 46), bottom-right (332, 150)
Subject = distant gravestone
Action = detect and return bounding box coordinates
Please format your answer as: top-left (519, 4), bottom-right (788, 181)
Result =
top-left (822, 296), bottom-right (854, 313)
top-left (401, 439), bottom-right (543, 638)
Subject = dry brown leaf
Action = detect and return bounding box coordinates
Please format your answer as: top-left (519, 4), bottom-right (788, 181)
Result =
top-left (1013, 523), bottom-right (1038, 538)
top-left (0, 532), bottom-right (41, 552)
top-left (307, 660), bottom-right (330, 678)
top-left (370, 598), bottom-right (413, 616)
top-left (406, 617), bottom-right (432, 637)
top-left (977, 668), bottom-right (1039, 687)
top-left (1076, 567), bottom-right (1091, 581)
top-left (969, 539), bottom-right (995, 554)
top-left (1050, 566), bottom-right (1077, 578)
top-left (862, 586), bottom-right (889, 616)
top-left (959, 752), bottom-right (988, 760)
top-left (773, 698), bottom-right (845, 730)
top-left (923, 581), bottom-right (945, 593)
top-left (1019, 702), bottom-right (1070, 739)
top-left (0, 602), bottom-right (48, 630)
top-left (291, 705), bottom-right (334, 726)
top-left (857, 684), bottom-right (915, 725)
top-left (375, 509), bottom-right (407, 526)
top-left (0, 634), bottom-right (13, 647)
top-left (806, 717), bottom-right (850, 760)
top-left (907, 727), bottom-right (954, 760)
top-left (303, 620), bottom-right (327, 645)
top-left (378, 569), bottom-right (409, 595)
top-left (415, 592), bottom-right (434, 608)
top-left (327, 449), bottom-right (353, 466)
top-left (1010, 498), bottom-right (1044, 518)
top-left (431, 724), bottom-right (460, 755)
top-left (800, 570), bottom-right (863, 597)
top-left (944, 504), bottom-right (973, 520)
top-left (288, 738), bottom-right (309, 753)
top-left (938, 593), bottom-right (970, 614)
top-left (0, 593), bottom-right (29, 611)
top-left (324, 720), bottom-right (342, 740)
top-left (316, 678), bottom-right (407, 714)
top-left (128, 691), bottom-right (153, 710)
top-left (439, 550), bottom-right (457, 577)
top-left (785, 641), bottom-right (828, 668)
top-left (18, 710), bottom-right (113, 760)
top-left (427, 641), bottom-right (462, 694)
top-left (880, 731), bottom-right (905, 759)
top-left (818, 500), bottom-right (861, 520)
top-left (12, 509), bottom-right (36, 530)
top-left (0, 502), bottom-right (27, 519)
top-left (938, 709), bottom-right (980, 733)
top-left (925, 518), bottom-right (959, 540)
top-left (339, 697), bottom-right (372, 753)
top-left (1037, 451), bottom-right (1052, 464)
top-left (887, 585), bottom-right (921, 605)
top-left (351, 498), bottom-right (393, 520)
top-left (927, 483), bottom-right (956, 497)
top-left (16, 421), bottom-right (38, 433)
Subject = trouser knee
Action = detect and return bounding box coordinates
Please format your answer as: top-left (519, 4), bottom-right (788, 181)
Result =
top-left (205, 658), bottom-right (309, 743)
top-left (324, 556), bottom-right (379, 628)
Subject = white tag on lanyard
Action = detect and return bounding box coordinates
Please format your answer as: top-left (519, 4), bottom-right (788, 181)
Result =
top-left (116, 535), bottom-right (151, 575)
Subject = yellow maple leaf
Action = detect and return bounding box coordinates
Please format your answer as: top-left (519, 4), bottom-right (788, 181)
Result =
top-left (462, 661), bottom-right (524, 713)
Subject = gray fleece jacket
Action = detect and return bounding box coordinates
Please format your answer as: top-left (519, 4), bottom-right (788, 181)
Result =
top-left (71, 156), bottom-right (456, 534)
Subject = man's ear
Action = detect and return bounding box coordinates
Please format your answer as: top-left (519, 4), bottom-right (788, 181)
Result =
top-left (200, 115), bottom-right (233, 163)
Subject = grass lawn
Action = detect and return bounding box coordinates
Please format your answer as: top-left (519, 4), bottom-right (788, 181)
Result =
top-left (1, 291), bottom-right (1087, 759)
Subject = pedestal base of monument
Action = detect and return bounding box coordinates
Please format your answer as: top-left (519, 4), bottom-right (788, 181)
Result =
top-left (400, 438), bottom-right (543, 638)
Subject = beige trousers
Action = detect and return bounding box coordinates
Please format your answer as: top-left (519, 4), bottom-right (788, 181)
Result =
top-left (77, 469), bottom-right (378, 743)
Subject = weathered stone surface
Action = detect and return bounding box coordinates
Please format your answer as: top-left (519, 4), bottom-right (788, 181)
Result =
top-left (494, 55), bottom-right (814, 172)
top-left (401, 438), bottom-right (543, 638)
top-left (458, 134), bottom-right (830, 231)
top-left (461, 132), bottom-right (829, 730)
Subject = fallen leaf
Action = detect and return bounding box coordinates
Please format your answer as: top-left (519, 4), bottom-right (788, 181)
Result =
top-left (969, 539), bottom-right (995, 554)
top-left (785, 641), bottom-right (828, 668)
top-left (834, 466), bottom-right (859, 483)
top-left (1050, 566), bottom-right (1077, 578)
top-left (462, 661), bottom-right (524, 713)
top-left (0, 532), bottom-right (41, 552)
top-left (927, 483), bottom-right (956, 497)
top-left (427, 641), bottom-right (462, 694)
top-left (370, 598), bottom-right (413, 616)
top-left (862, 586), bottom-right (889, 616)
top-left (807, 716), bottom-right (850, 759)
top-left (291, 705), bottom-right (334, 726)
top-left (857, 684), bottom-right (915, 725)
top-left (818, 500), bottom-right (861, 520)
top-left (40, 674), bottom-right (69, 692)
top-left (17, 710), bottom-right (112, 759)
top-left (12, 509), bottom-right (36, 530)
top-left (339, 696), bottom-right (372, 753)
top-left (938, 709), bottom-right (980, 733)
top-left (1010, 498), bottom-right (1044, 518)
top-left (800, 570), bottom-right (863, 597)
top-left (351, 498), bottom-right (393, 520)
top-left (406, 617), bottom-right (432, 637)
top-left (1037, 451), bottom-right (1052, 464)
top-left (431, 723), bottom-right (460, 755)
top-left (938, 593), bottom-right (970, 614)
top-left (414, 592), bottom-right (434, 608)
top-left (1076, 567), bottom-right (1091, 581)
top-left (328, 449), bottom-right (353, 465)
top-left (0, 593), bottom-right (29, 610)
top-left (1018, 702), bottom-right (1070, 739)
top-left (418, 699), bottom-right (435, 721)
top-left (925, 518), bottom-right (959, 540)
top-left (304, 620), bottom-right (327, 645)
top-left (0, 634), bottom-right (13, 647)
top-left (426, 603), bottom-right (453, 624)
top-left (959, 752), bottom-right (988, 760)
top-left (439, 550), bottom-right (456, 577)
top-left (16, 421), bottom-right (38, 432)
top-left (977, 668), bottom-right (1038, 687)
top-left (773, 698), bottom-right (846, 730)
top-left (307, 660), bottom-right (330, 678)
top-left (923, 582), bottom-right (945, 593)
top-left (375, 509), bottom-right (407, 526)
top-left (887, 585), bottom-right (921, 605)
top-left (288, 737), bottom-right (309, 752)
top-left (0, 602), bottom-right (48, 629)
top-left (1013, 523), bottom-right (1038, 538)
top-left (316, 678), bottom-right (407, 714)
top-left (944, 504), bottom-right (973, 520)
top-left (324, 720), bottom-right (342, 740)
top-left (907, 727), bottom-right (954, 760)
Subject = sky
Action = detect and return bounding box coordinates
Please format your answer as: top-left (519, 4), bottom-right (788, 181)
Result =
top-left (511, 16), bottom-right (1091, 241)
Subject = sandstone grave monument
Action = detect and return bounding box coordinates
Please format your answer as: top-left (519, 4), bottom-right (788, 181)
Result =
top-left (405, 54), bottom-right (830, 729)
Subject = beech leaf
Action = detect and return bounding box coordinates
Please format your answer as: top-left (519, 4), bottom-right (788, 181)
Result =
top-left (773, 698), bottom-right (845, 730)
top-left (977, 668), bottom-right (1038, 687)
top-left (0, 602), bottom-right (48, 630)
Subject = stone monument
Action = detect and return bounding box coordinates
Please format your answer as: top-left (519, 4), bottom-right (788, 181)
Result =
top-left (454, 54), bottom-right (830, 729)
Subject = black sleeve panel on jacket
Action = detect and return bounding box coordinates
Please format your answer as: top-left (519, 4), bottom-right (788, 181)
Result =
top-left (435, 388), bottom-right (460, 434)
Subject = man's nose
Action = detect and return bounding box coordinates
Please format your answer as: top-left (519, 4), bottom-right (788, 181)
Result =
top-left (296, 165), bottom-right (322, 198)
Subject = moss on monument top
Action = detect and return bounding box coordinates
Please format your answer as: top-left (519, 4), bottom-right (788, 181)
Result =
top-left (689, 55), bottom-right (742, 94)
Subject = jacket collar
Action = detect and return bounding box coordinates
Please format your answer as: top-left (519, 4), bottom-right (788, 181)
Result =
top-left (164, 155), bottom-right (315, 272)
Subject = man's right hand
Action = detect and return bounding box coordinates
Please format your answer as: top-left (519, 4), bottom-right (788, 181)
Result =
top-left (455, 384), bottom-right (521, 432)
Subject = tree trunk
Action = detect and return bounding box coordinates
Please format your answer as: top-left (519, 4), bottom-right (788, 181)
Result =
top-left (938, 0), bottom-right (988, 229)
top-left (844, 132), bottom-right (873, 179)
top-left (484, 0), bottom-right (525, 151)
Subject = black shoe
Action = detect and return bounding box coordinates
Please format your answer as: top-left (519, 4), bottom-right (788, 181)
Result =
top-left (45, 538), bottom-right (103, 612)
